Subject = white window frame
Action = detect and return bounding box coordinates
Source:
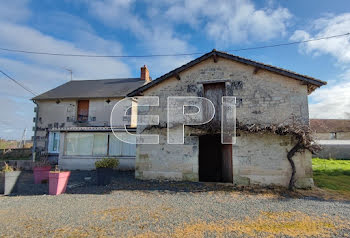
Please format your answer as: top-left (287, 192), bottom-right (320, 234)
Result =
top-left (48, 132), bottom-right (60, 153)
top-left (63, 132), bottom-right (136, 157)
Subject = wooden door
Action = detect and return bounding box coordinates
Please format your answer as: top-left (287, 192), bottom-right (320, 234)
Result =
top-left (221, 144), bottom-right (233, 182)
top-left (201, 83), bottom-right (233, 183)
top-left (203, 83), bottom-right (225, 127)
top-left (77, 100), bottom-right (89, 122)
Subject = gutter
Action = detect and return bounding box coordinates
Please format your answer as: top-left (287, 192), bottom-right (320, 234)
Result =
top-left (32, 100), bottom-right (39, 162)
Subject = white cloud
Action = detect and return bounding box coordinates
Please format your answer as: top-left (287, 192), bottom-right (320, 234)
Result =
top-left (0, 21), bottom-right (131, 81)
top-left (291, 14), bottom-right (350, 64)
top-left (83, 0), bottom-right (291, 75)
top-left (83, 0), bottom-right (195, 75)
top-left (0, 96), bottom-right (34, 140)
top-left (0, 57), bottom-right (64, 97)
top-left (309, 81), bottom-right (350, 119)
top-left (161, 0), bottom-right (292, 45)
top-left (0, 0), bottom-right (31, 22)
top-left (291, 13), bottom-right (350, 119)
top-left (0, 8), bottom-right (132, 139)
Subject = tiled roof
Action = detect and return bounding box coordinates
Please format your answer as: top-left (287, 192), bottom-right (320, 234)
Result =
top-left (310, 119), bottom-right (350, 133)
top-left (33, 78), bottom-right (145, 100)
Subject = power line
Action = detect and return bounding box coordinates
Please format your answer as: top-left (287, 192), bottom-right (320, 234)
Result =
top-left (227, 32), bottom-right (350, 52)
top-left (0, 69), bottom-right (37, 96)
top-left (0, 32), bottom-right (348, 58)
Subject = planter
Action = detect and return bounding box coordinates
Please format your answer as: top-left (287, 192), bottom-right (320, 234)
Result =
top-left (49, 171), bottom-right (70, 195)
top-left (33, 166), bottom-right (51, 184)
top-left (96, 168), bottom-right (114, 186)
top-left (4, 171), bottom-right (21, 195)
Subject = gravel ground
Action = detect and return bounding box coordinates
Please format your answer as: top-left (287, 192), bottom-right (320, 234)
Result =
top-left (0, 171), bottom-right (350, 237)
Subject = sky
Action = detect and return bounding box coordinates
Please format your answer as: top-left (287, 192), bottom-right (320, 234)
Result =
top-left (1, 0), bottom-right (350, 140)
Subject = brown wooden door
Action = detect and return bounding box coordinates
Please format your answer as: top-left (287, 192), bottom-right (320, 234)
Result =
top-left (203, 83), bottom-right (225, 127)
top-left (77, 100), bottom-right (89, 122)
top-left (200, 83), bottom-right (233, 183)
top-left (221, 144), bottom-right (233, 182)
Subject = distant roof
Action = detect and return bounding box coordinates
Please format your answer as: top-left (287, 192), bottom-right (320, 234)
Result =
top-left (128, 50), bottom-right (327, 96)
top-left (33, 78), bottom-right (145, 100)
top-left (310, 119), bottom-right (350, 133)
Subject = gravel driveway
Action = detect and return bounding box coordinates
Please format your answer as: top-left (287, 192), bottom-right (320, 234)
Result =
top-left (0, 171), bottom-right (349, 237)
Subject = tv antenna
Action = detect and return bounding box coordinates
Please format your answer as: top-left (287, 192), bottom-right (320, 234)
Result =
top-left (64, 68), bottom-right (73, 81)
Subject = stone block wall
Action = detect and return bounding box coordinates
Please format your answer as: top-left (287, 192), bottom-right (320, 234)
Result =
top-left (136, 128), bottom-right (198, 181)
top-left (313, 142), bottom-right (350, 159)
top-left (135, 57), bottom-right (313, 188)
top-left (136, 130), bottom-right (313, 188)
top-left (233, 132), bottom-right (313, 188)
top-left (138, 57), bottom-right (309, 129)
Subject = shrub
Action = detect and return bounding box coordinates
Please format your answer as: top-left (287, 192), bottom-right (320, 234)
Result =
top-left (2, 162), bottom-right (14, 172)
top-left (34, 157), bottom-right (51, 168)
top-left (95, 158), bottom-right (119, 169)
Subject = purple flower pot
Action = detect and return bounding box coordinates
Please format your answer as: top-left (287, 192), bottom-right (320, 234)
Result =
top-left (33, 166), bottom-right (51, 184)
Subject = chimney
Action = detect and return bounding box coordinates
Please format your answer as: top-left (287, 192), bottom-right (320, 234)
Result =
top-left (141, 65), bottom-right (150, 83)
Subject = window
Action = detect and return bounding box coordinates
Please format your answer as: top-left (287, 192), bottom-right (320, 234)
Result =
top-left (64, 132), bottom-right (135, 157)
top-left (93, 133), bottom-right (108, 155)
top-left (48, 132), bottom-right (60, 153)
top-left (65, 133), bottom-right (103, 156)
top-left (108, 133), bottom-right (136, 157)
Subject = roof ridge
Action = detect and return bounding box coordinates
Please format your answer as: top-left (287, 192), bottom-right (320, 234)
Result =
top-left (128, 50), bottom-right (327, 97)
top-left (68, 77), bottom-right (141, 82)
top-left (32, 77), bottom-right (144, 100)
top-left (213, 50), bottom-right (326, 84)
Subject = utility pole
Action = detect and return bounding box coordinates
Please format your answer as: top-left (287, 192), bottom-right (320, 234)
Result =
top-left (19, 128), bottom-right (27, 148)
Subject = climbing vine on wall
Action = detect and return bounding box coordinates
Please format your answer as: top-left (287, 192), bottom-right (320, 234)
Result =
top-left (142, 119), bottom-right (320, 190)
top-left (236, 121), bottom-right (320, 190)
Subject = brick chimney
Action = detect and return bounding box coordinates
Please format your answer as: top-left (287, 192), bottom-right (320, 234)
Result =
top-left (141, 65), bottom-right (150, 83)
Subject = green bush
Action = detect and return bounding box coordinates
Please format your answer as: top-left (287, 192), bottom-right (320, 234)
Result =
top-left (95, 158), bottom-right (119, 169)
top-left (2, 162), bottom-right (14, 172)
top-left (34, 157), bottom-right (51, 168)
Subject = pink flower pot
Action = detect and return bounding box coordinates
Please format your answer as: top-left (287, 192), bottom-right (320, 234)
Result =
top-left (49, 171), bottom-right (70, 195)
top-left (33, 166), bottom-right (51, 184)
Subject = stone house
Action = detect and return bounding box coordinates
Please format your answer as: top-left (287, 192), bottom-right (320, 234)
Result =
top-left (310, 119), bottom-right (350, 140)
top-left (32, 66), bottom-right (151, 170)
top-left (310, 119), bottom-right (350, 159)
top-left (127, 50), bottom-right (326, 188)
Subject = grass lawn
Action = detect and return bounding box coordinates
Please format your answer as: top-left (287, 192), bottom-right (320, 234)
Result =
top-left (312, 158), bottom-right (350, 197)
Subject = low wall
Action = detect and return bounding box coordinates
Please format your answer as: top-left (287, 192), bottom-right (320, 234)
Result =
top-left (0, 160), bottom-right (34, 170)
top-left (313, 140), bottom-right (350, 159)
top-left (0, 148), bottom-right (32, 160)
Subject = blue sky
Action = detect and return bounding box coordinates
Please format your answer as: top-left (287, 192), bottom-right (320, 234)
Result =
top-left (1, 0), bottom-right (350, 139)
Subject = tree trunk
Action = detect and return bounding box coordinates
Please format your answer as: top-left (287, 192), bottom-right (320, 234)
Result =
top-left (287, 142), bottom-right (302, 190)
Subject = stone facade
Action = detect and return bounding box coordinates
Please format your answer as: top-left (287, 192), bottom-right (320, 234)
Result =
top-left (135, 57), bottom-right (314, 188)
top-left (34, 98), bottom-right (121, 153)
top-left (33, 98), bottom-right (136, 170)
